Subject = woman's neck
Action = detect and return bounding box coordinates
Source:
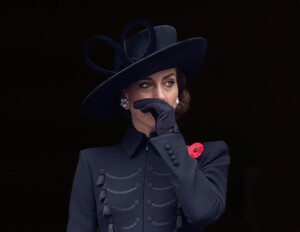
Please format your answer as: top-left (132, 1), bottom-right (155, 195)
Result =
top-left (131, 121), bottom-right (154, 138)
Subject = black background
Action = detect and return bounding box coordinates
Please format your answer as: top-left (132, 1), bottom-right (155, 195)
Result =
top-left (1, 0), bottom-right (299, 231)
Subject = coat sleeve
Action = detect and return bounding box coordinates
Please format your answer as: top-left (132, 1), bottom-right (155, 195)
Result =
top-left (67, 150), bottom-right (98, 232)
top-left (150, 133), bottom-right (230, 228)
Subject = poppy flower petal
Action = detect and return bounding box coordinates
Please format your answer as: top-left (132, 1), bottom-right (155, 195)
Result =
top-left (186, 142), bottom-right (203, 158)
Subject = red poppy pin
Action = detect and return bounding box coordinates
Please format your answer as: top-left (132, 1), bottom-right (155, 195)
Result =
top-left (186, 142), bottom-right (204, 158)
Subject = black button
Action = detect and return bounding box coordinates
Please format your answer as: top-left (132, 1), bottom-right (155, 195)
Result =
top-left (173, 160), bottom-right (179, 166)
top-left (168, 149), bottom-right (174, 155)
top-left (171, 155), bottom-right (177, 160)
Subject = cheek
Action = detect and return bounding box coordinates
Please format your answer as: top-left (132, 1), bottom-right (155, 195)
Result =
top-left (166, 93), bottom-right (179, 108)
top-left (126, 91), bottom-right (147, 104)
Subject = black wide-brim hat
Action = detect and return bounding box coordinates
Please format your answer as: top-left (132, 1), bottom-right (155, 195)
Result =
top-left (81, 18), bottom-right (207, 118)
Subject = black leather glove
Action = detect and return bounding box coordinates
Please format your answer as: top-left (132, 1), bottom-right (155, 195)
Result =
top-left (133, 98), bottom-right (179, 136)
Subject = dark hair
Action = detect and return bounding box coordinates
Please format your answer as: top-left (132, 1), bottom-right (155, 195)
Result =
top-left (175, 69), bottom-right (191, 119)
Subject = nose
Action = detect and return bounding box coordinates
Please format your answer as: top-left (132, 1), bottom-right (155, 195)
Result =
top-left (153, 86), bottom-right (166, 100)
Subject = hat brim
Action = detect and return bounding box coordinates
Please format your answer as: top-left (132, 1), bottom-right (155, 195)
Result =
top-left (81, 37), bottom-right (207, 118)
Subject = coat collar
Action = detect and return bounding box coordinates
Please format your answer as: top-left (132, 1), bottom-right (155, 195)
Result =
top-left (120, 123), bottom-right (149, 158)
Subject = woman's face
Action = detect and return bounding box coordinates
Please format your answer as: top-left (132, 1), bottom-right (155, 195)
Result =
top-left (123, 68), bottom-right (179, 136)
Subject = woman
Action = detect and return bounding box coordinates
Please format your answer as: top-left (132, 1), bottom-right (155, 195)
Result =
top-left (67, 18), bottom-right (230, 232)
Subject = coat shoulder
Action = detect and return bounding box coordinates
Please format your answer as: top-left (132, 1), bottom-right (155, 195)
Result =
top-left (197, 140), bottom-right (230, 164)
top-left (202, 140), bottom-right (229, 152)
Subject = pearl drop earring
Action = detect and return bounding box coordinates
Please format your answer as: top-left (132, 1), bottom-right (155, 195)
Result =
top-left (176, 97), bottom-right (179, 105)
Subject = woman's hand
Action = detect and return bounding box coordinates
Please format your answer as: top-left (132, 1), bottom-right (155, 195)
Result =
top-left (134, 98), bottom-right (179, 136)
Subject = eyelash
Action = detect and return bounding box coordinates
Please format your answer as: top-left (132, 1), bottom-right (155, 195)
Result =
top-left (139, 82), bottom-right (151, 88)
top-left (166, 80), bottom-right (175, 87)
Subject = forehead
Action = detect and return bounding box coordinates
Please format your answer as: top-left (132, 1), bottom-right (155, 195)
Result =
top-left (147, 68), bottom-right (176, 80)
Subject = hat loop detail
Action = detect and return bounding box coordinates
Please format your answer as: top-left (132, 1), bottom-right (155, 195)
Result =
top-left (82, 35), bottom-right (131, 77)
top-left (120, 18), bottom-right (156, 61)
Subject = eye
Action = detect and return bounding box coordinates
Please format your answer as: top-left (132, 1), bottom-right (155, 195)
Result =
top-left (165, 79), bottom-right (175, 87)
top-left (138, 81), bottom-right (152, 88)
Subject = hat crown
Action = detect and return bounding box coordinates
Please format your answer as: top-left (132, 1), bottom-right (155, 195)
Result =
top-left (124, 25), bottom-right (177, 63)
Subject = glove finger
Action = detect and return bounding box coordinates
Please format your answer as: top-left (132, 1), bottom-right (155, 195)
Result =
top-left (133, 98), bottom-right (163, 109)
top-left (133, 98), bottom-right (174, 119)
top-left (137, 104), bottom-right (160, 118)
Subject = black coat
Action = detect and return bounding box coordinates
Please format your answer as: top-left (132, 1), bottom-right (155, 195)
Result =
top-left (67, 124), bottom-right (230, 232)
